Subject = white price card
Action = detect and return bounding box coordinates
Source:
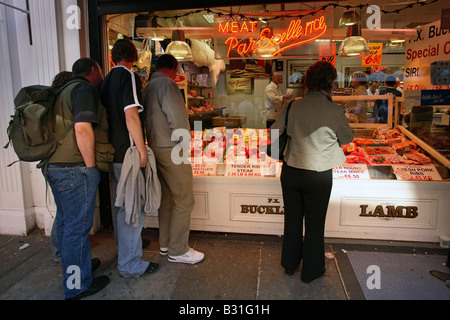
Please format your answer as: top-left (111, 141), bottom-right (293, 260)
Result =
top-left (391, 165), bottom-right (442, 181)
top-left (332, 164), bottom-right (371, 179)
top-left (225, 164), bottom-right (262, 177)
top-left (192, 163), bottom-right (217, 176)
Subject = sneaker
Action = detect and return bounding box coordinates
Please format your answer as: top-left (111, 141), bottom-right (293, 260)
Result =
top-left (168, 248), bottom-right (204, 264)
top-left (160, 247), bottom-right (168, 256)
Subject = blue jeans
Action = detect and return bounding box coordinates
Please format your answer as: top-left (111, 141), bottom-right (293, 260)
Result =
top-left (111, 163), bottom-right (149, 277)
top-left (43, 164), bottom-right (100, 299)
top-left (51, 217), bottom-right (60, 262)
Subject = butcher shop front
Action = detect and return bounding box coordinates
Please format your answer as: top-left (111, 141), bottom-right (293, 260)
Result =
top-left (88, 0), bottom-right (450, 243)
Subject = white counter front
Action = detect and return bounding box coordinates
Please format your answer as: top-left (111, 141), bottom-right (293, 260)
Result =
top-left (145, 175), bottom-right (450, 243)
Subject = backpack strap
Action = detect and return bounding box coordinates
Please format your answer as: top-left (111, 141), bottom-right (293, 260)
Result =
top-left (40, 80), bottom-right (86, 218)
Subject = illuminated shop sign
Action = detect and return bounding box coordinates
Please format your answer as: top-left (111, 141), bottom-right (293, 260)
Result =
top-left (215, 14), bottom-right (330, 58)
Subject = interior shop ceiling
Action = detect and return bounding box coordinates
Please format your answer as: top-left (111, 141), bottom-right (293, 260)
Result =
top-left (116, 0), bottom-right (448, 30)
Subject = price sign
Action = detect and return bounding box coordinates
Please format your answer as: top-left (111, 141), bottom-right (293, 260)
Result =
top-left (362, 43), bottom-right (383, 67)
top-left (319, 42), bottom-right (336, 66)
top-left (392, 165), bottom-right (442, 181)
top-left (333, 164), bottom-right (371, 180)
top-left (192, 163), bottom-right (217, 176)
top-left (225, 164), bottom-right (262, 177)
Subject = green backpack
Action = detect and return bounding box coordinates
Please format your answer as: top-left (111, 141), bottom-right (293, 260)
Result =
top-left (4, 83), bottom-right (75, 167)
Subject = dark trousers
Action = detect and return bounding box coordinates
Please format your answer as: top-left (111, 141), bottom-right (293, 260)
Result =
top-left (280, 162), bottom-right (332, 279)
top-left (266, 119), bottom-right (276, 128)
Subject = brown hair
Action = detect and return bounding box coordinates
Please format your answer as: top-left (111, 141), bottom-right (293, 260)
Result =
top-left (304, 61), bottom-right (337, 93)
top-left (51, 71), bottom-right (73, 90)
top-left (111, 39), bottom-right (138, 65)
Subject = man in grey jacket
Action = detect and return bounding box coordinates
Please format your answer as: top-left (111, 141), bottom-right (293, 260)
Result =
top-left (144, 54), bottom-right (204, 264)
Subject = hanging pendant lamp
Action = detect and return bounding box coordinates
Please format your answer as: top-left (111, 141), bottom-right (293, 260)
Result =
top-left (338, 24), bottom-right (370, 57)
top-left (165, 21), bottom-right (193, 61)
top-left (254, 27), bottom-right (280, 58)
top-left (150, 31), bottom-right (164, 42)
top-left (339, 11), bottom-right (360, 26)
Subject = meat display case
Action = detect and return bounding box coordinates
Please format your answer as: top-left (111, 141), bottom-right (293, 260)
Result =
top-left (144, 96), bottom-right (450, 243)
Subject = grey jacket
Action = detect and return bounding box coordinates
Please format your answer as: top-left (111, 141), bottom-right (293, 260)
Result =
top-left (272, 90), bottom-right (354, 172)
top-left (144, 71), bottom-right (190, 153)
top-left (114, 145), bottom-right (161, 227)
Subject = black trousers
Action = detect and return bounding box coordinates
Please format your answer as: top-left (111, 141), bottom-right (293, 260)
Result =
top-left (266, 119), bottom-right (276, 128)
top-left (280, 162), bottom-right (333, 279)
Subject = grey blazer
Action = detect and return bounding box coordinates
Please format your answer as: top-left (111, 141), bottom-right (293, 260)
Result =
top-left (272, 90), bottom-right (355, 172)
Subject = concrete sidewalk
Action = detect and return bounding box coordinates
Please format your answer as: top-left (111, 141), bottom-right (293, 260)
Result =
top-left (0, 227), bottom-right (447, 304)
top-left (0, 228), bottom-right (347, 301)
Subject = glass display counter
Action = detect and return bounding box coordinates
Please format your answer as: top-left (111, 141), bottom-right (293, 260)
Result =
top-left (144, 100), bottom-right (450, 243)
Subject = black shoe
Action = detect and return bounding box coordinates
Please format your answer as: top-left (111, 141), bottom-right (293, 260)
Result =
top-left (91, 258), bottom-right (101, 272)
top-left (301, 269), bottom-right (325, 284)
top-left (142, 239), bottom-right (151, 249)
top-left (284, 268), bottom-right (295, 276)
top-left (144, 262), bottom-right (160, 274)
top-left (65, 275), bottom-right (110, 300)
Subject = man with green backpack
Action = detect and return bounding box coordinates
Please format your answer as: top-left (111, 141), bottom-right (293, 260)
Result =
top-left (42, 58), bottom-right (111, 300)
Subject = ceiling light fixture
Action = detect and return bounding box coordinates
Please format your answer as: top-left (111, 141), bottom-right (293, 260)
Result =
top-left (339, 11), bottom-right (361, 26)
top-left (165, 19), bottom-right (193, 61)
top-left (150, 31), bottom-right (164, 42)
top-left (338, 24), bottom-right (370, 57)
top-left (254, 27), bottom-right (280, 59)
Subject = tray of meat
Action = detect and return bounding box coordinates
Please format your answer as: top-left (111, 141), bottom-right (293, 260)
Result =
top-left (363, 146), bottom-right (397, 155)
top-left (402, 151), bottom-right (432, 165)
top-left (345, 151), bottom-right (370, 164)
top-left (367, 154), bottom-right (408, 165)
top-left (392, 141), bottom-right (412, 154)
top-left (353, 138), bottom-right (388, 146)
top-left (342, 143), bottom-right (357, 155)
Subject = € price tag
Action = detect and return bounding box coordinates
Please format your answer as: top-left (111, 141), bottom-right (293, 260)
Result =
top-left (362, 43), bottom-right (383, 67)
top-left (391, 165), bottom-right (442, 181)
top-left (192, 163), bottom-right (217, 176)
top-left (333, 164), bottom-right (371, 179)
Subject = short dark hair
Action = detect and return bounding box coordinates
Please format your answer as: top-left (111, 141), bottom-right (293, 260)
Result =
top-left (111, 39), bottom-right (138, 65)
top-left (385, 75), bottom-right (397, 87)
top-left (156, 54), bottom-right (178, 71)
top-left (305, 61), bottom-right (337, 93)
top-left (72, 58), bottom-right (100, 77)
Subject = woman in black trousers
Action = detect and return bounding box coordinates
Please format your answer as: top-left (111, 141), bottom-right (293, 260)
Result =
top-left (272, 61), bottom-right (355, 283)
